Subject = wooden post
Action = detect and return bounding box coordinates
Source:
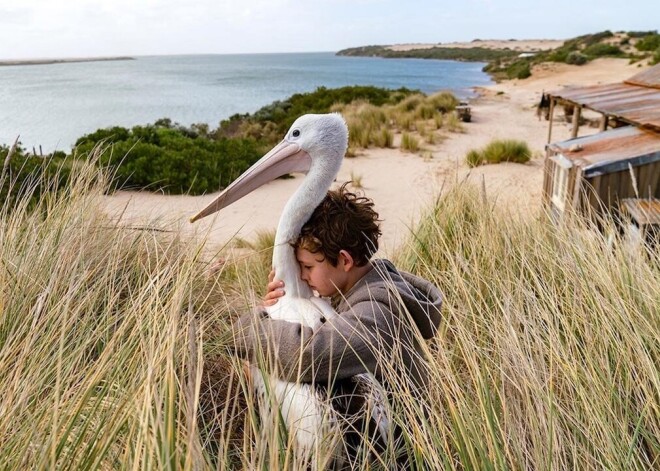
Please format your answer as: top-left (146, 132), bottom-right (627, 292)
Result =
top-left (571, 106), bottom-right (581, 139)
top-left (547, 98), bottom-right (555, 143)
top-left (599, 115), bottom-right (608, 132)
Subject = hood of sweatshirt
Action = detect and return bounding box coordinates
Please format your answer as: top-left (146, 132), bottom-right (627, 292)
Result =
top-left (333, 259), bottom-right (442, 339)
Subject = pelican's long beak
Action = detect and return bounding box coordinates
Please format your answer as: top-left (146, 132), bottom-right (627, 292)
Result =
top-left (190, 140), bottom-right (311, 223)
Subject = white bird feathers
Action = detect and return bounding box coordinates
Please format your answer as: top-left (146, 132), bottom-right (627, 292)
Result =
top-left (191, 113), bottom-right (349, 460)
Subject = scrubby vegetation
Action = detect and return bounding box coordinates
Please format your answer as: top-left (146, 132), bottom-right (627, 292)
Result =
top-left (340, 30), bottom-right (660, 80)
top-left (216, 85), bottom-right (414, 144)
top-left (3, 86), bottom-right (463, 198)
top-left (338, 45), bottom-right (517, 62)
top-left (484, 30), bottom-right (636, 80)
top-left (465, 139), bottom-right (531, 167)
top-left (1, 142), bottom-right (71, 212)
top-left (331, 91), bottom-right (459, 154)
top-left (2, 165), bottom-right (657, 469)
top-left (73, 122), bottom-right (261, 195)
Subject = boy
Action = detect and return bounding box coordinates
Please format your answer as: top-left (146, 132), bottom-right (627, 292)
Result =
top-left (233, 183), bottom-right (442, 465)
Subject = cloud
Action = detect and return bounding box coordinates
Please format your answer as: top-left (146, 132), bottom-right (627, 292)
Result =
top-left (1, 0), bottom-right (659, 59)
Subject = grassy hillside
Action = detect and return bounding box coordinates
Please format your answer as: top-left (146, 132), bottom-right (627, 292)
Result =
top-left (339, 30), bottom-right (660, 80)
top-left (1, 161), bottom-right (657, 469)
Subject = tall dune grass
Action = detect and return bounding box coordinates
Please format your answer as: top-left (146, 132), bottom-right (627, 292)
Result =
top-left (1, 162), bottom-right (657, 469)
top-left (394, 186), bottom-right (659, 470)
top-left (332, 92), bottom-right (459, 154)
top-left (466, 138), bottom-right (532, 167)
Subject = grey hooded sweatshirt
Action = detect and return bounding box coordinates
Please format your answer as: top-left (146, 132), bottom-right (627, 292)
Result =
top-left (232, 259), bottom-right (442, 389)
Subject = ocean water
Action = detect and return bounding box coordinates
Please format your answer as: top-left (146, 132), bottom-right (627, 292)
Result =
top-left (0, 52), bottom-right (492, 152)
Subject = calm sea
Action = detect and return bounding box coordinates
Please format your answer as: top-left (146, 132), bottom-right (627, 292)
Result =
top-left (0, 52), bottom-right (491, 152)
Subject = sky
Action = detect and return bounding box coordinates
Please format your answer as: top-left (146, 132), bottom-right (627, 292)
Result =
top-left (0, 0), bottom-right (658, 60)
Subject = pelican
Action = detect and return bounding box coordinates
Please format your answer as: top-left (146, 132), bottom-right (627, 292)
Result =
top-left (191, 113), bottom-right (348, 460)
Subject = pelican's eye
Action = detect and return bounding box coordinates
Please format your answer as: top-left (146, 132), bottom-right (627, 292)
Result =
top-left (292, 129), bottom-right (301, 138)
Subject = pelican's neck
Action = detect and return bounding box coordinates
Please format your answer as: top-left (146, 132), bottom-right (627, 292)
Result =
top-left (273, 163), bottom-right (336, 298)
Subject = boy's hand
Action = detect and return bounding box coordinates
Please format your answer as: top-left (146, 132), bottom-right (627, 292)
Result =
top-left (263, 269), bottom-right (285, 307)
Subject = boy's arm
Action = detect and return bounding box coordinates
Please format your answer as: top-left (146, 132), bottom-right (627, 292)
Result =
top-left (232, 300), bottom-right (397, 384)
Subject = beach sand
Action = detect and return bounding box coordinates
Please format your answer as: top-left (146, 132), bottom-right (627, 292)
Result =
top-left (101, 58), bottom-right (649, 258)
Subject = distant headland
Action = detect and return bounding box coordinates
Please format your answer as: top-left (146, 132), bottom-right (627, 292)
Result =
top-left (0, 56), bottom-right (135, 67)
top-left (337, 31), bottom-right (659, 80)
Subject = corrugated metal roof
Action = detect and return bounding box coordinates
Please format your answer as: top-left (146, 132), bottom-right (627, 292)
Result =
top-left (547, 126), bottom-right (660, 176)
top-left (625, 64), bottom-right (660, 89)
top-left (549, 64), bottom-right (660, 131)
top-left (621, 198), bottom-right (660, 225)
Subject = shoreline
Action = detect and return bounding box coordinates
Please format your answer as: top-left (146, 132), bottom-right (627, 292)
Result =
top-left (0, 56), bottom-right (135, 67)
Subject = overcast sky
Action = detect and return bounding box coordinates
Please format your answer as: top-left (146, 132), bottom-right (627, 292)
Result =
top-left (0, 0), bottom-right (658, 60)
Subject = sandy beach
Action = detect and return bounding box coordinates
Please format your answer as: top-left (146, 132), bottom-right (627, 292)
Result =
top-left (101, 57), bottom-right (649, 258)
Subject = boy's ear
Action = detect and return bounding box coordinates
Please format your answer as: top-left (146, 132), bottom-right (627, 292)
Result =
top-left (338, 250), bottom-right (355, 272)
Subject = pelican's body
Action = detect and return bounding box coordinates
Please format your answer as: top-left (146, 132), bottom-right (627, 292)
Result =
top-left (191, 113), bottom-right (349, 460)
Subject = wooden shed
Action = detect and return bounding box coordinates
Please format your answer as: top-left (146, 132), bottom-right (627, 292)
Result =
top-left (543, 126), bottom-right (660, 220)
top-left (544, 64), bottom-right (660, 222)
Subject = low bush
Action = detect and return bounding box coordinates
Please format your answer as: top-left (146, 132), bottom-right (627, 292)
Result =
top-left (226, 85), bottom-right (415, 142)
top-left (482, 139), bottom-right (531, 164)
top-left (583, 43), bottom-right (623, 58)
top-left (507, 61), bottom-right (532, 79)
top-left (465, 139), bottom-right (531, 166)
top-left (1, 143), bottom-right (71, 212)
top-left (566, 51), bottom-right (588, 65)
top-left (74, 123), bottom-right (261, 195)
top-left (653, 47), bottom-right (660, 65)
top-left (635, 33), bottom-right (660, 52)
top-left (627, 30), bottom-right (657, 38)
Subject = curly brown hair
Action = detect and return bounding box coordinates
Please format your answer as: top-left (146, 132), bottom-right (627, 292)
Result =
top-left (294, 183), bottom-right (382, 267)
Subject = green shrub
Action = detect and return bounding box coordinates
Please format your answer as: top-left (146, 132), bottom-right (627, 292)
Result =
top-left (628, 30), bottom-right (657, 38)
top-left (466, 139), bottom-right (531, 166)
top-left (582, 30), bottom-right (614, 45)
top-left (566, 51), bottom-right (588, 65)
top-left (1, 143), bottom-right (71, 212)
top-left (507, 60), bottom-right (531, 79)
top-left (482, 139), bottom-right (531, 164)
top-left (74, 125), bottom-right (261, 195)
top-left (652, 47), bottom-right (660, 65)
top-left (583, 43), bottom-right (623, 58)
top-left (246, 85), bottom-right (414, 140)
top-left (635, 33), bottom-right (660, 52)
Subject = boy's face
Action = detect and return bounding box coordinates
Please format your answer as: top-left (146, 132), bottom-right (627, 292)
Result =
top-left (296, 247), bottom-right (348, 297)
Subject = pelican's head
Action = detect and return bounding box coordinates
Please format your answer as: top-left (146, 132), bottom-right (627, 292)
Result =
top-left (285, 113), bottom-right (348, 168)
top-left (190, 113), bottom-right (347, 223)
